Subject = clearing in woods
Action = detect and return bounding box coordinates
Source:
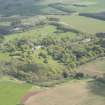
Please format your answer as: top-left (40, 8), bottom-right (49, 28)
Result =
top-left (77, 57), bottom-right (105, 77)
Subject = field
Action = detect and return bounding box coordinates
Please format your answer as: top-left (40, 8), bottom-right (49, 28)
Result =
top-left (22, 57), bottom-right (105, 105)
top-left (77, 57), bottom-right (105, 77)
top-left (4, 24), bottom-right (78, 41)
top-left (79, 12), bottom-right (105, 21)
top-left (78, 0), bottom-right (105, 13)
top-left (24, 79), bottom-right (105, 105)
top-left (60, 14), bottom-right (105, 33)
top-left (0, 0), bottom-right (79, 16)
top-left (0, 0), bottom-right (105, 105)
top-left (0, 76), bottom-right (33, 105)
top-left (0, 0), bottom-right (105, 16)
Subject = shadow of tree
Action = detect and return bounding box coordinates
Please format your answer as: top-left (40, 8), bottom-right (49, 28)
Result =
top-left (87, 79), bottom-right (105, 96)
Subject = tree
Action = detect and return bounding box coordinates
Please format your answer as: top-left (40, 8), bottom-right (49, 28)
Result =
top-left (11, 20), bottom-right (21, 27)
top-left (0, 36), bottom-right (4, 43)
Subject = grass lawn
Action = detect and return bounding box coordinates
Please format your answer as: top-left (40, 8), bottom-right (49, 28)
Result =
top-left (0, 77), bottom-right (33, 105)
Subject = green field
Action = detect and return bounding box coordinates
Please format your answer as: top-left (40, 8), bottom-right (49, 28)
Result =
top-left (5, 25), bottom-right (56, 41)
top-left (77, 0), bottom-right (105, 13)
top-left (0, 0), bottom-right (105, 16)
top-left (0, 77), bottom-right (33, 105)
top-left (4, 24), bottom-right (78, 41)
top-left (60, 15), bottom-right (105, 33)
top-left (0, 0), bottom-right (78, 16)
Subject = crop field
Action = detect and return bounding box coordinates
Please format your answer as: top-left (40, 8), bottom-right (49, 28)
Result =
top-left (24, 79), bottom-right (105, 105)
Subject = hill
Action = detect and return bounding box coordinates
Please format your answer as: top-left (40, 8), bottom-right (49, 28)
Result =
top-left (0, 0), bottom-right (105, 105)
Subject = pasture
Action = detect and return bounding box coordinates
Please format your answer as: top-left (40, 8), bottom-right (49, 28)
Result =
top-left (0, 0), bottom-right (105, 16)
top-left (77, 57), bottom-right (105, 77)
top-left (0, 76), bottom-right (33, 105)
top-left (0, 0), bottom-right (79, 16)
top-left (24, 79), bottom-right (105, 105)
top-left (60, 15), bottom-right (105, 33)
top-left (4, 24), bottom-right (78, 41)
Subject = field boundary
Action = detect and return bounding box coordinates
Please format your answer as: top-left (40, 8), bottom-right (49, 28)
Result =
top-left (21, 91), bottom-right (42, 104)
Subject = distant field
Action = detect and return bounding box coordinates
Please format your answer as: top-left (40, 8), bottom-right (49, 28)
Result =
top-left (0, 0), bottom-right (105, 16)
top-left (77, 57), bottom-right (105, 77)
top-left (0, 77), bottom-right (33, 105)
top-left (79, 12), bottom-right (105, 21)
top-left (24, 79), bottom-right (105, 105)
top-left (4, 24), bottom-right (78, 41)
top-left (79, 0), bottom-right (105, 13)
top-left (4, 25), bottom-right (56, 41)
top-left (49, 0), bottom-right (105, 14)
top-left (60, 15), bottom-right (105, 33)
top-left (0, 0), bottom-right (79, 16)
